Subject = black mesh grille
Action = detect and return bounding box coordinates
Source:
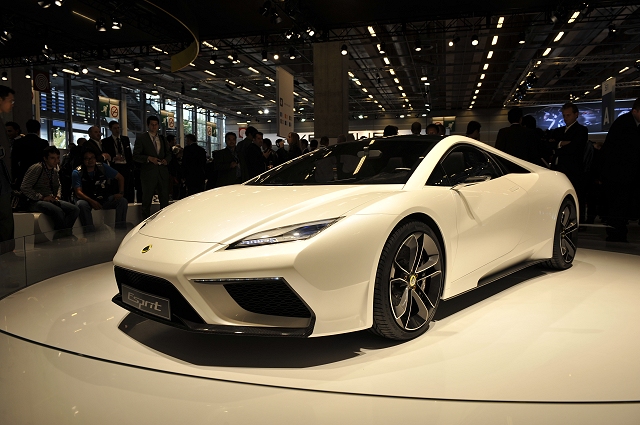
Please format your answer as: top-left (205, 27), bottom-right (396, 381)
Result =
top-left (224, 280), bottom-right (311, 318)
top-left (114, 266), bottom-right (205, 324)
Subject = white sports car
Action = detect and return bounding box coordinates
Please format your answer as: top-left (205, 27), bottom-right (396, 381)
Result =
top-left (112, 135), bottom-right (578, 340)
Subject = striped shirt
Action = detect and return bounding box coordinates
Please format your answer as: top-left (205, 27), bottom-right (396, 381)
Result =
top-left (20, 162), bottom-right (61, 201)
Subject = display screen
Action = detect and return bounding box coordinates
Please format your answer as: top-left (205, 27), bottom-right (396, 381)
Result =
top-left (522, 99), bottom-right (635, 132)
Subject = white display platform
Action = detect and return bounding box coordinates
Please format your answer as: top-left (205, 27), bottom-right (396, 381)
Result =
top-left (1, 249), bottom-right (639, 424)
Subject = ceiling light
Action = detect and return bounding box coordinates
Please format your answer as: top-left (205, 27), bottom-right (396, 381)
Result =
top-left (362, 87), bottom-right (368, 92)
top-left (273, 53), bottom-right (280, 60)
top-left (475, 89), bottom-right (479, 94)
top-left (272, 12), bottom-right (282, 24)
top-left (81, 66), bottom-right (88, 74)
top-left (261, 50), bottom-right (268, 61)
top-left (341, 44), bottom-right (348, 56)
top-left (491, 35), bottom-right (498, 45)
top-left (133, 60), bottom-right (140, 71)
top-left (306, 26), bottom-right (315, 37)
top-left (477, 82), bottom-right (482, 87)
top-left (50, 66), bottom-right (58, 77)
top-left (38, 0), bottom-right (52, 8)
top-left (260, 1), bottom-right (271, 16)
top-left (237, 111), bottom-right (242, 114)
top-left (619, 66), bottom-right (629, 73)
top-left (204, 70), bottom-right (216, 76)
top-left (401, 92), bottom-right (406, 97)
top-left (111, 18), bottom-right (122, 30)
top-left (54, 0), bottom-right (63, 5)
top-left (348, 71), bottom-right (355, 78)
top-left (608, 24), bottom-right (616, 35)
top-left (497, 17), bottom-right (504, 28)
top-left (550, 12), bottom-right (559, 24)
top-left (449, 36), bottom-right (460, 47)
top-left (98, 66), bottom-right (114, 73)
top-left (473, 95), bottom-right (477, 99)
top-left (420, 76), bottom-right (428, 81)
top-left (355, 80), bottom-right (361, 85)
top-left (231, 52), bottom-right (239, 62)
top-left (568, 11), bottom-right (580, 23)
top-left (383, 57), bottom-right (390, 65)
top-left (480, 74), bottom-right (485, 79)
top-left (368, 26), bottom-right (376, 37)
top-left (389, 69), bottom-right (395, 75)
top-left (209, 53), bottom-right (217, 64)
top-left (483, 63), bottom-right (489, 70)
top-left (542, 47), bottom-right (552, 56)
top-left (154, 60), bottom-right (161, 70)
top-left (73, 65), bottom-right (79, 74)
top-left (398, 86), bottom-right (403, 91)
top-left (1, 72), bottom-right (7, 81)
top-left (517, 33), bottom-right (525, 44)
top-left (191, 84), bottom-right (198, 91)
top-left (25, 69), bottom-right (31, 79)
top-left (96, 18), bottom-right (107, 32)
top-left (285, 29), bottom-right (294, 40)
top-left (414, 39), bottom-right (422, 51)
top-left (554, 31), bottom-right (564, 42)
top-left (289, 47), bottom-right (296, 59)
top-left (394, 78), bottom-right (399, 83)
top-left (258, 110), bottom-right (264, 114)
top-left (487, 51), bottom-right (493, 59)
top-left (114, 62), bottom-right (120, 73)
top-left (378, 42), bottom-right (386, 54)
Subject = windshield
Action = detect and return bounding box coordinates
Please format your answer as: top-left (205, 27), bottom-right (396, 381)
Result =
top-left (248, 137), bottom-right (439, 186)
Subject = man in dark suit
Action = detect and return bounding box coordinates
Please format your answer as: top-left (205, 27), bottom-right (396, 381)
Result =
top-left (133, 116), bottom-right (172, 219)
top-left (11, 119), bottom-right (49, 188)
top-left (214, 132), bottom-right (240, 187)
top-left (182, 134), bottom-right (207, 196)
top-left (599, 97), bottom-right (640, 242)
top-left (549, 102), bottom-right (588, 215)
top-left (245, 131), bottom-right (265, 179)
top-left (82, 126), bottom-right (111, 166)
top-left (102, 120), bottom-right (134, 202)
top-left (495, 107), bottom-right (539, 165)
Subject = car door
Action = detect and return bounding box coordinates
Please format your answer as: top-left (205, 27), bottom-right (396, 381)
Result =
top-left (431, 145), bottom-right (529, 283)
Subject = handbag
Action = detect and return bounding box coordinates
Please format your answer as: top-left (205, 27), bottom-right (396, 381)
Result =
top-left (10, 190), bottom-right (29, 212)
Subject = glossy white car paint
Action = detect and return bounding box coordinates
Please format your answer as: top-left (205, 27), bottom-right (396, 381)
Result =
top-left (113, 136), bottom-right (576, 337)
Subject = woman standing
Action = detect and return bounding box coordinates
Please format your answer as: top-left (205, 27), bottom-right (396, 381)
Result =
top-left (287, 132), bottom-right (303, 160)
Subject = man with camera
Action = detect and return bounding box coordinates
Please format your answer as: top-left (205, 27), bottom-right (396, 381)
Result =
top-left (21, 146), bottom-right (79, 239)
top-left (72, 150), bottom-right (128, 233)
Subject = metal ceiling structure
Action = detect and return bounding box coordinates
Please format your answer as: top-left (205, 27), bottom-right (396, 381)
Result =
top-left (1, 0), bottom-right (640, 122)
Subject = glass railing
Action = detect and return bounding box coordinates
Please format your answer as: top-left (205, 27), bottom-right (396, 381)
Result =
top-left (0, 224), bottom-right (128, 299)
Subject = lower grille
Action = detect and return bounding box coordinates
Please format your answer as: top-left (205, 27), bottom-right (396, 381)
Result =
top-left (224, 279), bottom-right (311, 318)
top-left (114, 266), bottom-right (205, 325)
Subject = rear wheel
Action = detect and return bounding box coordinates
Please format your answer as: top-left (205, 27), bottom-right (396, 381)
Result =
top-left (372, 221), bottom-right (444, 340)
top-left (544, 198), bottom-right (578, 270)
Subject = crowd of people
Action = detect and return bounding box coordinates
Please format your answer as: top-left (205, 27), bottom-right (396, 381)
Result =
top-left (1, 80), bottom-right (639, 254)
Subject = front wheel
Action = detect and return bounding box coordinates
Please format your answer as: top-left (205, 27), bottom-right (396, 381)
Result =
top-left (372, 221), bottom-right (444, 340)
top-left (544, 198), bottom-right (578, 270)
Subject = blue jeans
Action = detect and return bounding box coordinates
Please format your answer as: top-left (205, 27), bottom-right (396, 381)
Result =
top-left (28, 199), bottom-right (80, 233)
top-left (76, 196), bottom-right (128, 232)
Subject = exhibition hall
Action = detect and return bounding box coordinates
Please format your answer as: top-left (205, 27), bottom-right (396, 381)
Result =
top-left (1, 1), bottom-right (640, 423)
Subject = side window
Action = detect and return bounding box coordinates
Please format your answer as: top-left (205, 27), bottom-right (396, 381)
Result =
top-left (426, 164), bottom-right (450, 186)
top-left (436, 146), bottom-right (503, 186)
top-left (489, 153), bottom-right (531, 174)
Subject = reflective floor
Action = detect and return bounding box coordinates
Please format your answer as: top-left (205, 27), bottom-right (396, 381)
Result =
top-left (0, 249), bottom-right (639, 423)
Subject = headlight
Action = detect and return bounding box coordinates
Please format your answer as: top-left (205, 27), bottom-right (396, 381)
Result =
top-left (228, 218), bottom-right (340, 249)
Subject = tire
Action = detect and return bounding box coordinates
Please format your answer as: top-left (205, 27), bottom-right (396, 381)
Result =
top-left (372, 221), bottom-right (444, 340)
top-left (544, 198), bottom-right (578, 270)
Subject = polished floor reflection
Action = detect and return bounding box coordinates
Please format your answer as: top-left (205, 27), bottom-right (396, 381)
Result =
top-left (0, 249), bottom-right (639, 423)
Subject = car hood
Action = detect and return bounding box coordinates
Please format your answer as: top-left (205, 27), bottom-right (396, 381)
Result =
top-left (138, 184), bottom-right (398, 243)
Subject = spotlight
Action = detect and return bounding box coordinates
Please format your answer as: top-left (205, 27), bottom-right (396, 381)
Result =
top-left (209, 53), bottom-right (217, 64)
top-left (306, 26), bottom-right (315, 37)
top-left (42, 44), bottom-right (53, 58)
top-left (550, 12), bottom-right (559, 24)
top-left (73, 65), bottom-right (79, 74)
top-left (273, 52), bottom-right (280, 60)
top-left (114, 62), bottom-right (120, 72)
top-left (1, 72), bottom-right (7, 81)
top-left (378, 42), bottom-right (386, 54)
top-left (51, 66), bottom-right (58, 77)
top-left (96, 18), bottom-right (107, 32)
top-left (25, 69), bottom-right (31, 79)
top-left (285, 29), bottom-right (294, 40)
top-left (289, 47), bottom-right (296, 60)
top-left (154, 59), bottom-right (161, 70)
top-left (111, 18), bottom-right (122, 30)
top-left (133, 60), bottom-right (141, 72)
top-left (81, 65), bottom-right (88, 74)
top-left (271, 12), bottom-right (282, 24)
top-left (608, 24), bottom-right (616, 35)
top-left (525, 73), bottom-right (538, 89)
top-left (449, 36), bottom-right (460, 47)
top-left (341, 44), bottom-right (348, 56)
top-left (191, 84), bottom-right (198, 91)
top-left (262, 50), bottom-right (268, 62)
top-left (414, 39), bottom-right (422, 52)
top-left (54, 0), bottom-right (63, 5)
top-left (519, 32), bottom-right (526, 44)
top-left (259, 1), bottom-right (271, 16)
top-left (0, 31), bottom-right (11, 44)
top-left (38, 0), bottom-right (52, 8)
top-left (471, 34), bottom-right (479, 46)
top-left (231, 51), bottom-right (239, 63)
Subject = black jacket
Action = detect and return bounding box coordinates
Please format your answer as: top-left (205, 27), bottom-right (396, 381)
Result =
top-left (551, 122), bottom-right (588, 185)
top-left (102, 135), bottom-right (133, 170)
top-left (182, 143), bottom-right (207, 183)
top-left (245, 142), bottom-right (265, 179)
top-left (11, 133), bottom-right (49, 186)
top-left (495, 124), bottom-right (539, 165)
top-left (214, 147), bottom-right (240, 187)
top-left (600, 112), bottom-right (640, 184)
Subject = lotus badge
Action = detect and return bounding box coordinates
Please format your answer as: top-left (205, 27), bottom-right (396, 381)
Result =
top-left (141, 245), bottom-right (152, 254)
